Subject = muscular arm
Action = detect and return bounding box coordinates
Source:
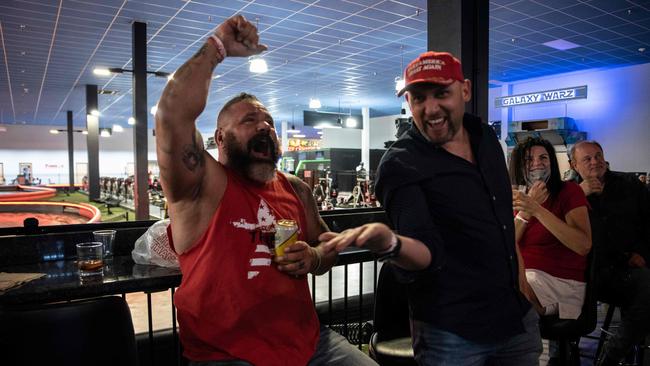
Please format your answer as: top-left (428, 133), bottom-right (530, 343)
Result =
top-left (286, 174), bottom-right (336, 275)
top-left (155, 15), bottom-right (267, 253)
top-left (155, 42), bottom-right (218, 204)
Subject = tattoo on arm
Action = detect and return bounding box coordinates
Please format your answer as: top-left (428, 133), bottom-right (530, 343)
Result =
top-left (181, 133), bottom-right (205, 172)
top-left (191, 44), bottom-right (218, 71)
top-left (192, 44), bottom-right (208, 59)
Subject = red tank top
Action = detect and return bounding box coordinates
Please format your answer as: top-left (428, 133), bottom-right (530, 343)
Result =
top-left (169, 167), bottom-right (319, 365)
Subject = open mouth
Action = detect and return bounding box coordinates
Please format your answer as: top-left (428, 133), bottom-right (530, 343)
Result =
top-left (249, 135), bottom-right (275, 160)
top-left (427, 117), bottom-right (446, 129)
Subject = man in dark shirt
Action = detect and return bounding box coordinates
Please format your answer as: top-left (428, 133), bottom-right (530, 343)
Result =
top-left (321, 51), bottom-right (541, 365)
top-left (569, 140), bottom-right (650, 366)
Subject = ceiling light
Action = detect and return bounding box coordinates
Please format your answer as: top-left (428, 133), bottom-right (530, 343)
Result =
top-left (309, 98), bottom-right (321, 109)
top-left (49, 129), bottom-right (59, 134)
top-left (395, 76), bottom-right (405, 92)
top-left (150, 105), bottom-right (158, 116)
top-left (542, 39), bottom-right (580, 51)
top-left (82, 130), bottom-right (88, 135)
top-left (346, 117), bottom-right (357, 128)
top-left (100, 128), bottom-right (111, 137)
top-left (639, 47), bottom-right (646, 53)
top-left (322, 124), bottom-right (341, 129)
top-left (249, 56), bottom-right (268, 73)
top-left (90, 109), bottom-right (100, 116)
top-left (112, 124), bottom-right (124, 132)
top-left (127, 117), bottom-right (135, 125)
top-left (292, 134), bottom-right (306, 138)
top-left (93, 68), bottom-right (111, 76)
top-left (317, 131), bottom-right (323, 135)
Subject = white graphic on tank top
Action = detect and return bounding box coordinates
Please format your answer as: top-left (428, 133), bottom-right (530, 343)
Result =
top-left (230, 199), bottom-right (276, 280)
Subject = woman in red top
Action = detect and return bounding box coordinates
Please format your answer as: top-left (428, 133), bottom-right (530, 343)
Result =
top-left (509, 137), bottom-right (592, 320)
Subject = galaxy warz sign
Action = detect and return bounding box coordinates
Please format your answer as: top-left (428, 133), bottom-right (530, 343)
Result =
top-left (495, 86), bottom-right (587, 108)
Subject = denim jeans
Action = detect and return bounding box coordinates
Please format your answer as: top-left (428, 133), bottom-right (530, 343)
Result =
top-left (189, 325), bottom-right (377, 366)
top-left (411, 308), bottom-right (542, 366)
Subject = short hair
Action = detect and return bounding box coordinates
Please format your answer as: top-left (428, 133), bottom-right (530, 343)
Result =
top-left (217, 92), bottom-right (263, 128)
top-left (508, 137), bottom-right (563, 198)
top-left (568, 140), bottom-right (604, 163)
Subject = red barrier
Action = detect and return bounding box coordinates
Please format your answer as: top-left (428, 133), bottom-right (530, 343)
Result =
top-left (0, 185), bottom-right (57, 202)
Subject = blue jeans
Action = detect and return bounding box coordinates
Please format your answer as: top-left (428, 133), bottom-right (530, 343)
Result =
top-left (189, 325), bottom-right (376, 366)
top-left (411, 308), bottom-right (542, 366)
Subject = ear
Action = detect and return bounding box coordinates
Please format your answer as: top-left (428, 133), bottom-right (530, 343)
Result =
top-left (462, 79), bottom-right (472, 102)
top-left (215, 128), bottom-right (224, 146)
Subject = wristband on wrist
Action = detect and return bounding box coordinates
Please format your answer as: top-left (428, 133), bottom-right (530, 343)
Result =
top-left (515, 213), bottom-right (529, 224)
top-left (206, 35), bottom-right (227, 63)
top-left (376, 233), bottom-right (402, 262)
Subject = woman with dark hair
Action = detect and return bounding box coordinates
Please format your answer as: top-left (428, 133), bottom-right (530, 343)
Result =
top-left (509, 137), bottom-right (592, 320)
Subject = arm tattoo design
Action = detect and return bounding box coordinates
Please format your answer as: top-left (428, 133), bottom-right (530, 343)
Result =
top-left (192, 44), bottom-right (208, 59)
top-left (181, 134), bottom-right (205, 172)
top-left (191, 44), bottom-right (218, 71)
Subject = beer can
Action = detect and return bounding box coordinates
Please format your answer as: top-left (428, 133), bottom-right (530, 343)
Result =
top-left (274, 219), bottom-right (298, 257)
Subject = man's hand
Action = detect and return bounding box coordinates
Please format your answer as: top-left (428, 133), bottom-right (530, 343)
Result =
top-left (275, 241), bottom-right (317, 276)
top-left (319, 223), bottom-right (394, 255)
top-left (579, 177), bottom-right (603, 196)
top-left (215, 15), bottom-right (268, 57)
top-left (628, 252), bottom-right (647, 268)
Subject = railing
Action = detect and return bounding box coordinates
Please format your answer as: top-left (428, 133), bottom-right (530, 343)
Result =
top-left (0, 208), bottom-right (389, 366)
top-left (130, 250), bottom-right (380, 366)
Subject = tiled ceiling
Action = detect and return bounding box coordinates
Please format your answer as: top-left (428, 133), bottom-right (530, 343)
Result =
top-left (0, 0), bottom-right (648, 138)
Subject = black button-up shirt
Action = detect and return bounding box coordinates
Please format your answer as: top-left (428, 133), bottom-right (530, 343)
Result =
top-left (375, 113), bottom-right (529, 342)
top-left (582, 170), bottom-right (650, 270)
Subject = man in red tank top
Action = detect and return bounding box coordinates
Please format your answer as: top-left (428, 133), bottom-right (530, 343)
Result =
top-left (155, 14), bottom-right (377, 366)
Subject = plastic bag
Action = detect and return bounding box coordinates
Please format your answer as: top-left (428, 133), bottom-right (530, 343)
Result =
top-left (132, 219), bottom-right (179, 268)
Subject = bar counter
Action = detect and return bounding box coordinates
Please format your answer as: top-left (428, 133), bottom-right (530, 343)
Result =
top-left (0, 255), bottom-right (181, 306)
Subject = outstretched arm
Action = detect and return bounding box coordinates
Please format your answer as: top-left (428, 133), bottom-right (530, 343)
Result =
top-left (155, 15), bottom-right (267, 203)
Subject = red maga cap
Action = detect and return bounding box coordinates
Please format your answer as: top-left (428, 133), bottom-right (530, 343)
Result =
top-left (397, 51), bottom-right (464, 97)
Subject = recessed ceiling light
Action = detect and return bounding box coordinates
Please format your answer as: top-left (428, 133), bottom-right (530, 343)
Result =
top-left (93, 68), bottom-right (110, 76)
top-left (542, 39), bottom-right (580, 51)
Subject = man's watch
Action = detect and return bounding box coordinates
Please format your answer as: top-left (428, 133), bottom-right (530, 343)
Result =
top-left (375, 234), bottom-right (402, 262)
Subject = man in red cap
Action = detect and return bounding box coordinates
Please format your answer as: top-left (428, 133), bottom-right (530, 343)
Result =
top-left (321, 51), bottom-right (542, 364)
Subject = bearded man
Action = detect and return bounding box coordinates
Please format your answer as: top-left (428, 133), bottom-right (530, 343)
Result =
top-left (155, 15), bottom-right (376, 366)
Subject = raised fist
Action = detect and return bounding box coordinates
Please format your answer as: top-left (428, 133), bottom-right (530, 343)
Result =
top-left (215, 15), bottom-right (268, 57)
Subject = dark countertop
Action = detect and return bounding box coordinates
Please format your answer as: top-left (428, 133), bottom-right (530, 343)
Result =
top-left (0, 255), bottom-right (181, 307)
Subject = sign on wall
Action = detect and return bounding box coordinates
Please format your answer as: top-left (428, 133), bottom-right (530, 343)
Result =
top-left (495, 85), bottom-right (587, 108)
top-left (287, 138), bottom-right (320, 151)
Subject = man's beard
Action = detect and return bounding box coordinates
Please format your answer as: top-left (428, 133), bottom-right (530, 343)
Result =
top-left (224, 132), bottom-right (281, 183)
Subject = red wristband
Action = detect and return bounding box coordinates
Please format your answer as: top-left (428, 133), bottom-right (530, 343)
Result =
top-left (206, 35), bottom-right (227, 63)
